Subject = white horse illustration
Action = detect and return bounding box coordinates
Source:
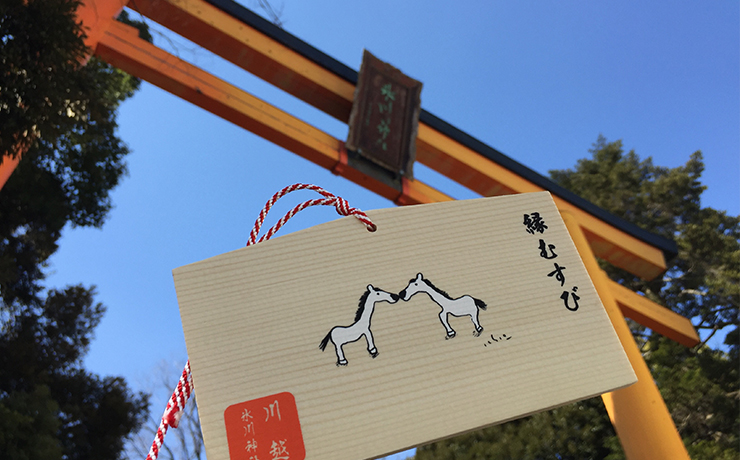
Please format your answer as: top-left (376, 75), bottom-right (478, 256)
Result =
top-left (319, 285), bottom-right (399, 366)
top-left (399, 273), bottom-right (486, 339)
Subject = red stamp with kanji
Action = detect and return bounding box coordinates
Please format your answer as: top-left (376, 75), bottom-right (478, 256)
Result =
top-left (224, 392), bottom-right (305, 460)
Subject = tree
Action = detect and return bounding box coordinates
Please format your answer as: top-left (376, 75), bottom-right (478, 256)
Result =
top-left (415, 137), bottom-right (739, 460)
top-left (1, 1), bottom-right (152, 458)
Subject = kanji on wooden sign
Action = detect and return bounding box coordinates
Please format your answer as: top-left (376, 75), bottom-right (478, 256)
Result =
top-left (346, 50), bottom-right (422, 178)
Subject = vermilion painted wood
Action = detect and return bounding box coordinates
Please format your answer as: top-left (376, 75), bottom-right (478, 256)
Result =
top-left (563, 211), bottom-right (691, 460)
top-left (96, 20), bottom-right (695, 350)
top-left (126, 0), bottom-right (668, 281)
top-left (609, 278), bottom-right (699, 347)
top-left (95, 21), bottom-right (447, 205)
top-left (0, 153), bottom-right (21, 190)
top-left (77, 0), bottom-right (128, 51)
top-left (129, 0), bottom-right (355, 122)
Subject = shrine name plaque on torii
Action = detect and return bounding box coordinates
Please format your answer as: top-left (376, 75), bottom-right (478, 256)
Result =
top-left (0, 1), bottom-right (700, 459)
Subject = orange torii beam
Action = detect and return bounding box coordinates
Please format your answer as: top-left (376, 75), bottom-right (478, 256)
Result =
top-left (128, 0), bottom-right (670, 281)
top-left (0, 152), bottom-right (21, 191)
top-left (95, 19), bottom-right (698, 352)
top-left (609, 278), bottom-right (699, 347)
top-left (76, 0), bottom-right (128, 51)
top-left (95, 21), bottom-right (451, 206)
top-left (563, 212), bottom-right (691, 460)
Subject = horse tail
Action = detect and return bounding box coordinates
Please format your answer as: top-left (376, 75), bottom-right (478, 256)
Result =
top-left (319, 331), bottom-right (332, 351)
top-left (474, 298), bottom-right (487, 310)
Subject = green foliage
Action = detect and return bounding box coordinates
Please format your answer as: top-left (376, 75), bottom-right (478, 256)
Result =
top-left (0, 385), bottom-right (62, 460)
top-left (415, 137), bottom-right (739, 459)
top-left (646, 337), bottom-right (738, 459)
top-left (0, 0), bottom-right (89, 156)
top-left (0, 284), bottom-right (150, 459)
top-left (0, 0), bottom-right (151, 307)
top-left (415, 398), bottom-right (621, 460)
top-left (551, 137), bottom-right (739, 341)
top-left (0, 2), bottom-right (150, 160)
top-left (1, 1), bottom-right (152, 458)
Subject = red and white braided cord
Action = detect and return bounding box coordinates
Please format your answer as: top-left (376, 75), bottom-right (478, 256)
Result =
top-left (146, 361), bottom-right (194, 460)
top-left (146, 184), bottom-right (375, 460)
top-left (247, 183), bottom-right (376, 245)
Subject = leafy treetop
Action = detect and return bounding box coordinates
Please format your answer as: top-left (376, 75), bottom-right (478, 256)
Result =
top-left (1, 1), bottom-right (153, 459)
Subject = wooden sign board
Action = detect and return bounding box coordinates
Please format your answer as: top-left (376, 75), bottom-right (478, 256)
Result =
top-left (173, 192), bottom-right (636, 460)
top-left (346, 50), bottom-right (422, 178)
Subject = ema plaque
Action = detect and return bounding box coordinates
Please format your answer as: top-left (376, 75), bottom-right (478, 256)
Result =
top-left (173, 192), bottom-right (636, 460)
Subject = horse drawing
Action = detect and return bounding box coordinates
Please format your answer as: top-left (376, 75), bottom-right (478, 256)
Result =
top-left (399, 273), bottom-right (487, 339)
top-left (319, 285), bottom-right (399, 366)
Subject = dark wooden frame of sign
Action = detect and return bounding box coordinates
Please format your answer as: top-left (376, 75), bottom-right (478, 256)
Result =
top-left (346, 50), bottom-right (422, 178)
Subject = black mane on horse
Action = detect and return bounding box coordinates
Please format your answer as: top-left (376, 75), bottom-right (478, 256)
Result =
top-left (354, 289), bottom-right (371, 322)
top-left (422, 277), bottom-right (453, 300)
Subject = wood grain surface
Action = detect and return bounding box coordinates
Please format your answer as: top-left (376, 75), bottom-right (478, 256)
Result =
top-left (173, 191), bottom-right (636, 460)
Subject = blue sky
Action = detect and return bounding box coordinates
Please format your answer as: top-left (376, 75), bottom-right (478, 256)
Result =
top-left (45, 1), bottom-right (737, 458)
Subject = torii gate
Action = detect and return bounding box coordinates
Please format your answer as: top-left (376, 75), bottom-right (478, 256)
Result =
top-left (3, 1), bottom-right (700, 458)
